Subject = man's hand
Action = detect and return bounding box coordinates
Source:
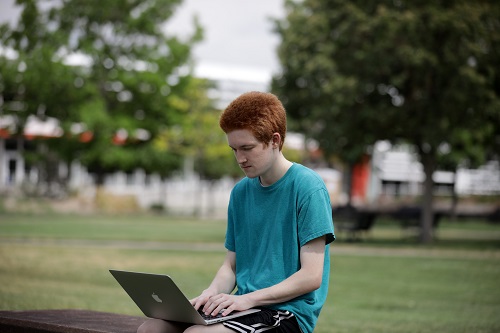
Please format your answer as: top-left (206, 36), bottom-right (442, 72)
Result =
top-left (200, 293), bottom-right (254, 317)
top-left (190, 288), bottom-right (218, 312)
top-left (190, 250), bottom-right (238, 314)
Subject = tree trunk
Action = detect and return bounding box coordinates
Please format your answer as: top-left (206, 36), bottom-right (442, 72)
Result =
top-left (15, 136), bottom-right (25, 185)
top-left (0, 138), bottom-right (6, 193)
top-left (345, 162), bottom-right (354, 206)
top-left (95, 171), bottom-right (106, 186)
top-left (450, 170), bottom-right (459, 222)
top-left (420, 153), bottom-right (436, 243)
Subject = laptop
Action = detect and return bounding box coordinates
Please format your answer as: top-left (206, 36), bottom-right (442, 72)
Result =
top-left (109, 269), bottom-right (260, 325)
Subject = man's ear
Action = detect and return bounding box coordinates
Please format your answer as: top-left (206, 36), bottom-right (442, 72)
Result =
top-left (272, 132), bottom-right (281, 148)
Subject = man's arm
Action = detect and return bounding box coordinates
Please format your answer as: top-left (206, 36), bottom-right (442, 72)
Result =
top-left (203, 236), bottom-right (327, 316)
top-left (191, 250), bottom-right (237, 311)
top-left (247, 235), bottom-right (327, 305)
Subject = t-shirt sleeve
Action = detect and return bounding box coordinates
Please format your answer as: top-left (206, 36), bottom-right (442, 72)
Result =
top-left (298, 188), bottom-right (335, 247)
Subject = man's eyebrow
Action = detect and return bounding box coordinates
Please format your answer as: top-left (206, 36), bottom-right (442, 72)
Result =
top-left (229, 144), bottom-right (255, 149)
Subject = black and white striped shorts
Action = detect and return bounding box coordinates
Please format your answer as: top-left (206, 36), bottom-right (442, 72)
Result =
top-left (222, 308), bottom-right (302, 333)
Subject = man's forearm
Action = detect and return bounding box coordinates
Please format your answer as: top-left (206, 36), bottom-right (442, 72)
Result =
top-left (206, 250), bottom-right (237, 295)
top-left (207, 263), bottom-right (236, 295)
top-left (246, 266), bottom-right (321, 306)
top-left (246, 236), bottom-right (326, 307)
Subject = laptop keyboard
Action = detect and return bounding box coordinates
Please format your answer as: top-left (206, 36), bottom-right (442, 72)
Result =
top-left (198, 309), bottom-right (225, 320)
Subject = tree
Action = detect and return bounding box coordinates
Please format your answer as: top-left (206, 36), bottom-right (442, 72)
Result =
top-left (155, 78), bottom-right (242, 215)
top-left (48, 0), bottom-right (204, 184)
top-left (0, 0), bottom-right (88, 195)
top-left (273, 0), bottom-right (500, 243)
top-left (1, 0), bottom-right (209, 194)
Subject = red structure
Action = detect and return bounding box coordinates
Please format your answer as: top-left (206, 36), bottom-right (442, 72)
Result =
top-left (351, 154), bottom-right (370, 203)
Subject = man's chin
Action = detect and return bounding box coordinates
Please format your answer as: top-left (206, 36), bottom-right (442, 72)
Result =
top-left (242, 169), bottom-right (258, 178)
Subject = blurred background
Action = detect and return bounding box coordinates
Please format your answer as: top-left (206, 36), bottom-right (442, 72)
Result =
top-left (1, 2), bottom-right (500, 333)
top-left (0, 0), bottom-right (499, 242)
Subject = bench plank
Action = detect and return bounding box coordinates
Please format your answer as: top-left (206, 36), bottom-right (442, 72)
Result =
top-left (0, 309), bottom-right (146, 333)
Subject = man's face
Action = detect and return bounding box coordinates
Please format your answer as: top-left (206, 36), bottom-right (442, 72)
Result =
top-left (227, 129), bottom-right (275, 179)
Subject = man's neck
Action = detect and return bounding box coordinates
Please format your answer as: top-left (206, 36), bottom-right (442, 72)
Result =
top-left (259, 156), bottom-right (293, 187)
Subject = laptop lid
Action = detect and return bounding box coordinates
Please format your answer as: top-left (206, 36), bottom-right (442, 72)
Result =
top-left (109, 269), bottom-right (260, 325)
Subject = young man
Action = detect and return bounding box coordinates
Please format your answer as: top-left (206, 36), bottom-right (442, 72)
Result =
top-left (138, 91), bottom-right (335, 333)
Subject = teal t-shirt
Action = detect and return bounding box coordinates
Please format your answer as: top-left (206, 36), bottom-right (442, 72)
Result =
top-left (225, 163), bottom-right (335, 333)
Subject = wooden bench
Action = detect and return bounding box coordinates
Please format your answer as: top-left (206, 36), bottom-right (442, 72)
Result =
top-left (0, 309), bottom-right (146, 333)
top-left (333, 205), bottom-right (376, 241)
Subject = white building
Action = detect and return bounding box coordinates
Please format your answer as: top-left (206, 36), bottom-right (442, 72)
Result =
top-left (368, 141), bottom-right (500, 200)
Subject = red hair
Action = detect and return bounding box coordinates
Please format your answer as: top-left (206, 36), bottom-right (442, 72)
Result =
top-left (219, 91), bottom-right (287, 150)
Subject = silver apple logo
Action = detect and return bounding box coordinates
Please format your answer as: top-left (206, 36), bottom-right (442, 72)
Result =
top-left (151, 293), bottom-right (162, 303)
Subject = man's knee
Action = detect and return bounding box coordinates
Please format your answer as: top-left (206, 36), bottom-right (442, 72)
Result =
top-left (137, 319), bottom-right (161, 333)
top-left (184, 325), bottom-right (206, 333)
top-left (137, 318), bottom-right (187, 333)
top-left (184, 323), bottom-right (231, 333)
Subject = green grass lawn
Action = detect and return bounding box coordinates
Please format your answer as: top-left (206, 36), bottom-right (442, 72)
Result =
top-left (1, 213), bottom-right (499, 333)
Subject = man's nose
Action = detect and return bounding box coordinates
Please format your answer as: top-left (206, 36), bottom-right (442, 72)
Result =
top-left (235, 151), bottom-right (247, 164)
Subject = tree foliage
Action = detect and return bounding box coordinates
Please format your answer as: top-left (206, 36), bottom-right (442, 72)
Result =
top-left (272, 0), bottom-right (500, 242)
top-left (0, 0), bottom-right (91, 193)
top-left (0, 0), bottom-right (211, 190)
top-left (154, 78), bottom-right (242, 181)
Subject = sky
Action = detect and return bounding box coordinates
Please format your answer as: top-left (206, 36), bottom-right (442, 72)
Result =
top-left (0, 0), bottom-right (285, 83)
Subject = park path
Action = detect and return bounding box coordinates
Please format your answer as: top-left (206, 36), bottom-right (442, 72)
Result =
top-left (1, 237), bottom-right (499, 260)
